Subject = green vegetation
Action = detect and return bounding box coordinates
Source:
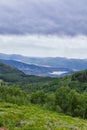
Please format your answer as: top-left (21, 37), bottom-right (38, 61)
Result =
top-left (0, 102), bottom-right (87, 130)
top-left (1, 62), bottom-right (87, 93)
top-left (0, 85), bottom-right (87, 119)
top-left (0, 62), bottom-right (87, 129)
top-left (0, 86), bottom-right (30, 105)
top-left (30, 87), bottom-right (87, 119)
top-left (0, 62), bottom-right (54, 92)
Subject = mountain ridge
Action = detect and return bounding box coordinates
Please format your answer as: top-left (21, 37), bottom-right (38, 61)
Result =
top-left (0, 53), bottom-right (87, 77)
top-left (0, 59), bottom-right (73, 77)
top-left (1, 61), bottom-right (87, 92)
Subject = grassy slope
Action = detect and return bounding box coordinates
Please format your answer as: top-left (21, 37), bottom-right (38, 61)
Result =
top-left (0, 103), bottom-right (87, 130)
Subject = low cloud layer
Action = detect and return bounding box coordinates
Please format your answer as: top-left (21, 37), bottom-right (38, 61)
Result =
top-left (0, 35), bottom-right (87, 58)
top-left (0, 0), bottom-right (87, 35)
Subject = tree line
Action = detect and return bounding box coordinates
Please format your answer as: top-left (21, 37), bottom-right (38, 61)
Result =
top-left (0, 85), bottom-right (87, 119)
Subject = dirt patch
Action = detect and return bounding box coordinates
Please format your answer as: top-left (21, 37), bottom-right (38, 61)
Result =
top-left (0, 128), bottom-right (8, 130)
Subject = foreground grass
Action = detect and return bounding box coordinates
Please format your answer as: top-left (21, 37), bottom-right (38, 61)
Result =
top-left (0, 103), bottom-right (87, 130)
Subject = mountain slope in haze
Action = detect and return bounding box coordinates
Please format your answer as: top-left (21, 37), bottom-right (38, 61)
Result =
top-left (1, 61), bottom-right (87, 94)
top-left (0, 59), bottom-right (73, 77)
top-left (0, 53), bottom-right (87, 71)
top-left (0, 62), bottom-right (25, 82)
top-left (0, 62), bottom-right (24, 75)
top-left (0, 62), bottom-right (55, 84)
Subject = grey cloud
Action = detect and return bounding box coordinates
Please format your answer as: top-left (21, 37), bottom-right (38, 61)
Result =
top-left (0, 35), bottom-right (87, 58)
top-left (0, 0), bottom-right (87, 35)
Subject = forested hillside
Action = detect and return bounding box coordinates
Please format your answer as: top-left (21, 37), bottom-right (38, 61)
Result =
top-left (0, 63), bottom-right (87, 129)
top-left (1, 62), bottom-right (87, 93)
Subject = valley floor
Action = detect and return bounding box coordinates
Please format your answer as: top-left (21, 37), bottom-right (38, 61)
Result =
top-left (0, 103), bottom-right (87, 130)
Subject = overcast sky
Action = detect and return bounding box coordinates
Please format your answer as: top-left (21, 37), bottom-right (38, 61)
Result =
top-left (0, 0), bottom-right (87, 58)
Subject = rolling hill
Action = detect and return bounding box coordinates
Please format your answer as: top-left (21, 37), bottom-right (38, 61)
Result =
top-left (0, 62), bottom-right (25, 82)
top-left (1, 53), bottom-right (87, 72)
top-left (0, 62), bottom-right (87, 125)
top-left (0, 59), bottom-right (73, 77)
top-left (0, 62), bottom-right (55, 86)
top-left (0, 61), bottom-right (87, 93)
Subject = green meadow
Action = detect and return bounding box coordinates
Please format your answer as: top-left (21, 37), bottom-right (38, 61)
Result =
top-left (0, 103), bottom-right (87, 130)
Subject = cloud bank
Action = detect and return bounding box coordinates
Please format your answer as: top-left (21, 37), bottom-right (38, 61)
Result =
top-left (0, 35), bottom-right (87, 58)
top-left (0, 0), bottom-right (87, 35)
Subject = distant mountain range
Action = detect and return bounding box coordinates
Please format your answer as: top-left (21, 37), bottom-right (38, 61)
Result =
top-left (0, 53), bottom-right (87, 77)
top-left (0, 59), bottom-right (72, 77)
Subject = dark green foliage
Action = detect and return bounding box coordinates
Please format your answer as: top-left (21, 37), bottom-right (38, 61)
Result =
top-left (55, 87), bottom-right (87, 119)
top-left (30, 90), bottom-right (46, 104)
top-left (0, 86), bottom-right (30, 105)
top-left (0, 84), bottom-right (87, 119)
top-left (44, 94), bottom-right (57, 111)
top-left (55, 87), bottom-right (71, 112)
top-left (1, 62), bottom-right (87, 120)
top-left (71, 70), bottom-right (87, 82)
